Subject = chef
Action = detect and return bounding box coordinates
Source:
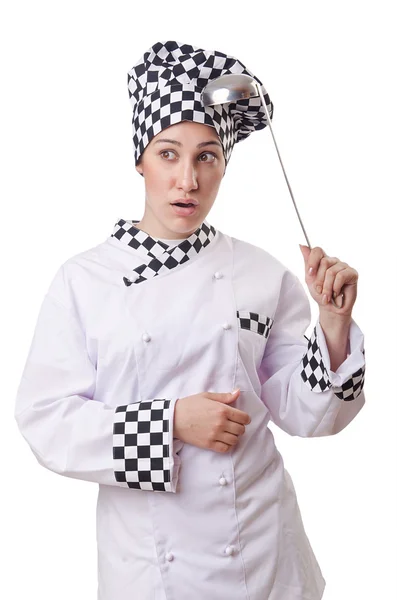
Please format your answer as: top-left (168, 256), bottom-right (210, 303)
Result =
top-left (14, 40), bottom-right (366, 600)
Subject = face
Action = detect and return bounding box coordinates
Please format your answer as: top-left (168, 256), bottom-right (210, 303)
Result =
top-left (135, 121), bottom-right (226, 239)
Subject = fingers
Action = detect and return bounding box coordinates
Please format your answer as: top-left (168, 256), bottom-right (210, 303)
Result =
top-left (306, 246), bottom-right (327, 275)
top-left (227, 406), bottom-right (251, 425)
top-left (224, 420), bottom-right (246, 437)
top-left (305, 247), bottom-right (359, 314)
top-left (205, 389), bottom-right (250, 423)
top-left (321, 264), bottom-right (349, 302)
top-left (212, 429), bottom-right (241, 453)
top-left (218, 431), bottom-right (240, 447)
top-left (206, 391), bottom-right (239, 403)
top-left (306, 248), bottom-right (349, 304)
top-left (212, 440), bottom-right (233, 453)
top-left (316, 259), bottom-right (347, 303)
top-left (210, 418), bottom-right (247, 453)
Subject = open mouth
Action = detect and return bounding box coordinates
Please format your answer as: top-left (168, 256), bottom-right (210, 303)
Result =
top-left (171, 203), bottom-right (198, 216)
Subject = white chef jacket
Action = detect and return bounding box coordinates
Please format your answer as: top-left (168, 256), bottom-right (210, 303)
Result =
top-left (14, 218), bottom-right (366, 600)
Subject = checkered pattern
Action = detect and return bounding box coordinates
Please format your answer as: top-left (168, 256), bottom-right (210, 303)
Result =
top-left (301, 326), bottom-right (332, 392)
top-left (127, 40), bottom-right (274, 166)
top-left (333, 361), bottom-right (366, 401)
top-left (113, 399), bottom-right (172, 491)
top-left (111, 218), bottom-right (216, 286)
top-left (301, 327), bottom-right (366, 401)
top-left (237, 311), bottom-right (274, 338)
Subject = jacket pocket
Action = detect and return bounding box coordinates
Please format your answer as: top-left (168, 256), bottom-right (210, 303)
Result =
top-left (234, 311), bottom-right (275, 392)
top-left (236, 310), bottom-right (274, 338)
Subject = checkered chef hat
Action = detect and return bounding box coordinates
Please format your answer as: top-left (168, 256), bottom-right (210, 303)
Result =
top-left (127, 40), bottom-right (274, 167)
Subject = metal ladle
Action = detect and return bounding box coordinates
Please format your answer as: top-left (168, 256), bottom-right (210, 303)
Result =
top-left (201, 73), bottom-right (344, 309)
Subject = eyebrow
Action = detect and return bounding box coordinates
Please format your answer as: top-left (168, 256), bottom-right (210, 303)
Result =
top-left (153, 138), bottom-right (222, 149)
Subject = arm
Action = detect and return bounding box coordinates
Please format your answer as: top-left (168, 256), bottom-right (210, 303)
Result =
top-left (259, 273), bottom-right (366, 437)
top-left (318, 312), bottom-right (351, 371)
top-left (14, 268), bottom-right (182, 493)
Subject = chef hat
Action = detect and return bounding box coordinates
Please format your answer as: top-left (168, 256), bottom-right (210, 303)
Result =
top-left (127, 40), bottom-right (274, 168)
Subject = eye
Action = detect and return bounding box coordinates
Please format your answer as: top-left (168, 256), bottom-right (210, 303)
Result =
top-left (160, 150), bottom-right (177, 160)
top-left (198, 152), bottom-right (216, 163)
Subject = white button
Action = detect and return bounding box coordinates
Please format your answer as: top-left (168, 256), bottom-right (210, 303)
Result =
top-left (222, 322), bottom-right (231, 330)
top-left (219, 477), bottom-right (227, 486)
top-left (129, 272), bottom-right (140, 282)
top-left (224, 545), bottom-right (235, 556)
top-left (214, 271), bottom-right (223, 279)
top-left (142, 333), bottom-right (151, 342)
top-left (165, 552), bottom-right (174, 562)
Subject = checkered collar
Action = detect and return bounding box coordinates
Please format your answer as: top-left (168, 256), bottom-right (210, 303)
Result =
top-left (111, 218), bottom-right (217, 286)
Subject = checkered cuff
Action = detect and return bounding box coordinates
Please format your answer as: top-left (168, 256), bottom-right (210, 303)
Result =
top-left (112, 398), bottom-right (180, 492)
top-left (300, 318), bottom-right (366, 401)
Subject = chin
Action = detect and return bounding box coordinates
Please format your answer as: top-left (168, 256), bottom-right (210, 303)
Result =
top-left (169, 220), bottom-right (201, 236)
top-left (167, 209), bottom-right (205, 233)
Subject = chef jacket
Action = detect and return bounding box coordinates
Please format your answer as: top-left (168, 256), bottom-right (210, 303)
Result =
top-left (14, 218), bottom-right (366, 600)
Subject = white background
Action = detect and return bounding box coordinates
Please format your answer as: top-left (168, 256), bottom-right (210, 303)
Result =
top-left (2, 1), bottom-right (396, 598)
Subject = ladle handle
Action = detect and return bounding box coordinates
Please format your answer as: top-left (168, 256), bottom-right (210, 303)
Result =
top-left (256, 84), bottom-right (344, 309)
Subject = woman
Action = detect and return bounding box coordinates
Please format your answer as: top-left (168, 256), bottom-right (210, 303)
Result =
top-left (14, 41), bottom-right (366, 600)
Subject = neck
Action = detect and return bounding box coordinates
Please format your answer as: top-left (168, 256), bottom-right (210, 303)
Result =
top-left (135, 207), bottom-right (201, 240)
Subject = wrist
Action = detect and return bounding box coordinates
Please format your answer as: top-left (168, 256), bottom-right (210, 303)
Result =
top-left (318, 312), bottom-right (351, 372)
top-left (319, 310), bottom-right (352, 330)
top-left (173, 397), bottom-right (183, 441)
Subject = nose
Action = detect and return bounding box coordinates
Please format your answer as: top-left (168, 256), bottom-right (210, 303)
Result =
top-left (176, 159), bottom-right (198, 193)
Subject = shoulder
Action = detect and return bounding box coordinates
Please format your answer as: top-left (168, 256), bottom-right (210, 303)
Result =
top-left (222, 231), bottom-right (298, 289)
top-left (229, 234), bottom-right (283, 266)
top-left (63, 240), bottom-right (109, 269)
top-left (43, 239), bottom-right (114, 307)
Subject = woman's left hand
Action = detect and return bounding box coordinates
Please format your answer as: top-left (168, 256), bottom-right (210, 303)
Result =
top-left (299, 244), bottom-right (358, 316)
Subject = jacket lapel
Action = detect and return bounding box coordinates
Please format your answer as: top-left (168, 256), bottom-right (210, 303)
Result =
top-left (111, 218), bottom-right (217, 286)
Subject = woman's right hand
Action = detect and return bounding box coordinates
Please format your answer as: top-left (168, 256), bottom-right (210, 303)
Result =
top-left (173, 389), bottom-right (251, 453)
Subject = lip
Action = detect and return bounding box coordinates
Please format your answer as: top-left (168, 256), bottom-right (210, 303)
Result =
top-left (171, 203), bottom-right (198, 217)
top-left (171, 198), bottom-right (199, 206)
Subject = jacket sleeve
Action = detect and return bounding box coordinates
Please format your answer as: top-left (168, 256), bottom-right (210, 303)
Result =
top-left (259, 272), bottom-right (366, 437)
top-left (14, 267), bottom-right (182, 492)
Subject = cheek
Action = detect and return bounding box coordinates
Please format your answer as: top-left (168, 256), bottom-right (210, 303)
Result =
top-left (145, 166), bottom-right (173, 192)
top-left (201, 170), bottom-right (223, 193)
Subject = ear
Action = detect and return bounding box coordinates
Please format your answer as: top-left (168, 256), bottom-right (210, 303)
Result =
top-left (135, 164), bottom-right (144, 177)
